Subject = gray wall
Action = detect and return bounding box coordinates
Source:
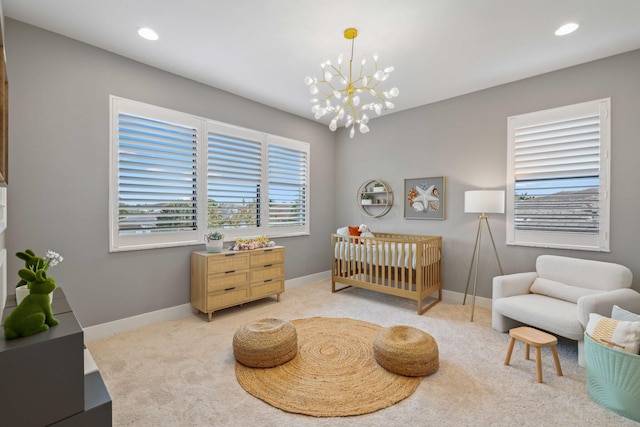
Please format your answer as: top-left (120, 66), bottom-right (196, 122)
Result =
top-left (6, 17), bottom-right (640, 328)
top-left (5, 20), bottom-right (336, 327)
top-left (335, 48), bottom-right (640, 299)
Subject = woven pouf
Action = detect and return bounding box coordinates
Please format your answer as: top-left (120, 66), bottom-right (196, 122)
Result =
top-left (373, 325), bottom-right (439, 377)
top-left (233, 318), bottom-right (297, 368)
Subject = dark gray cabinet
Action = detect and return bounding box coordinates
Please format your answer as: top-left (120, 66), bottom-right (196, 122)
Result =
top-left (1, 288), bottom-right (112, 426)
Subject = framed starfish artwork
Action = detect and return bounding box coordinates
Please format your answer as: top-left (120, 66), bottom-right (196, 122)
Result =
top-left (404, 176), bottom-right (446, 220)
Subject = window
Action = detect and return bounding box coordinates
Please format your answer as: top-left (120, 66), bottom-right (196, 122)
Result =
top-left (506, 98), bottom-right (610, 252)
top-left (267, 137), bottom-right (308, 232)
top-left (110, 97), bottom-right (310, 252)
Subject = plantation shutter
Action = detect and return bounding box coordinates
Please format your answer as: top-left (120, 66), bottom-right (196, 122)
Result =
top-left (507, 98), bottom-right (610, 252)
top-left (207, 125), bottom-right (263, 230)
top-left (110, 96), bottom-right (310, 251)
top-left (513, 114), bottom-right (600, 233)
top-left (267, 140), bottom-right (308, 228)
top-left (117, 113), bottom-right (198, 234)
top-left (514, 116), bottom-right (600, 181)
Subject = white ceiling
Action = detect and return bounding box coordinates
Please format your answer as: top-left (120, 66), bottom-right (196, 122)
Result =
top-left (4, 0), bottom-right (640, 124)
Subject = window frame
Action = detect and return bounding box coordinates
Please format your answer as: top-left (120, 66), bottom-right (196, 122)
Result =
top-left (506, 98), bottom-right (611, 252)
top-left (109, 96), bottom-right (310, 252)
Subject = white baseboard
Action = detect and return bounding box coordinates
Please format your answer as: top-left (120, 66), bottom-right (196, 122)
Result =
top-left (84, 271), bottom-right (332, 342)
top-left (83, 303), bottom-right (195, 342)
top-left (84, 271), bottom-right (491, 341)
top-left (285, 270), bottom-right (331, 289)
top-left (442, 289), bottom-right (492, 310)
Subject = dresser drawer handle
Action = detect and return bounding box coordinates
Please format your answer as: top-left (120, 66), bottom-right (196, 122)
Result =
top-left (263, 279), bottom-right (272, 283)
top-left (224, 287), bottom-right (236, 291)
top-left (224, 253), bottom-right (236, 257)
top-left (264, 249), bottom-right (273, 252)
top-left (264, 264), bottom-right (273, 268)
top-left (225, 270), bottom-right (236, 274)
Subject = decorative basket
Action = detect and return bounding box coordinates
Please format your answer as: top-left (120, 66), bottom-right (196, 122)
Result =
top-left (584, 332), bottom-right (640, 422)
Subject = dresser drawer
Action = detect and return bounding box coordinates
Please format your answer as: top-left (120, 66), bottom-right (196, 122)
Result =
top-left (207, 253), bottom-right (249, 274)
top-left (250, 264), bottom-right (284, 283)
top-left (207, 287), bottom-right (250, 310)
top-left (250, 248), bottom-right (284, 267)
top-left (251, 279), bottom-right (284, 299)
top-left (207, 271), bottom-right (249, 292)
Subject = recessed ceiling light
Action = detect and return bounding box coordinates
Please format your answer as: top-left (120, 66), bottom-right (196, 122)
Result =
top-left (555, 22), bottom-right (579, 36)
top-left (137, 27), bottom-right (159, 41)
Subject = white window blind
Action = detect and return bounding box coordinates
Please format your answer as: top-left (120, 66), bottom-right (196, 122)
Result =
top-left (110, 97), bottom-right (203, 251)
top-left (267, 137), bottom-right (309, 230)
top-left (507, 98), bottom-right (610, 252)
top-left (110, 96), bottom-right (310, 251)
top-left (117, 113), bottom-right (198, 234)
top-left (207, 125), bottom-right (263, 231)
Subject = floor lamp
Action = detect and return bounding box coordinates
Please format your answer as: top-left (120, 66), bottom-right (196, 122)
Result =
top-left (463, 190), bottom-right (505, 322)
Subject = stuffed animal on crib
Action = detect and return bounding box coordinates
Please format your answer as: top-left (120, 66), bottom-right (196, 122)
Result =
top-left (358, 224), bottom-right (375, 238)
top-left (3, 269), bottom-right (59, 340)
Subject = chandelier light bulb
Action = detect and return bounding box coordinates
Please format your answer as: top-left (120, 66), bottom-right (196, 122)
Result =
top-left (304, 27), bottom-right (399, 138)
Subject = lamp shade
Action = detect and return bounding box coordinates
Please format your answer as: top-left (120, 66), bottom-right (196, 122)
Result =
top-left (465, 190), bottom-right (505, 214)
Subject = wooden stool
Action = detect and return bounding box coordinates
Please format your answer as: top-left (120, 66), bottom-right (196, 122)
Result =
top-left (504, 326), bottom-right (563, 383)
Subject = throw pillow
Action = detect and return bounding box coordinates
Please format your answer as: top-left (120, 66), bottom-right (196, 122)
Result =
top-left (612, 305), bottom-right (640, 322)
top-left (585, 313), bottom-right (640, 354)
top-left (529, 277), bottom-right (602, 303)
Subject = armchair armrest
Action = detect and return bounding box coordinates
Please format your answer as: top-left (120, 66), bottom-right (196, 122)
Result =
top-left (492, 272), bottom-right (537, 300)
top-left (577, 288), bottom-right (640, 329)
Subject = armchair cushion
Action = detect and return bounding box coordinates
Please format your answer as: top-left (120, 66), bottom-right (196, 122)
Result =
top-left (530, 277), bottom-right (603, 303)
top-left (493, 294), bottom-right (583, 340)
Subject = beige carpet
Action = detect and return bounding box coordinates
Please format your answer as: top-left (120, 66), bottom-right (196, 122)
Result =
top-left (235, 317), bottom-right (421, 417)
top-left (86, 279), bottom-right (638, 426)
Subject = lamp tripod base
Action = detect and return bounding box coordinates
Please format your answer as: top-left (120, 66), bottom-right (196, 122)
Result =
top-left (463, 214), bottom-right (503, 322)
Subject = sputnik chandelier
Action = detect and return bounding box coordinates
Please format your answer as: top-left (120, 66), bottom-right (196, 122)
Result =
top-left (304, 28), bottom-right (399, 138)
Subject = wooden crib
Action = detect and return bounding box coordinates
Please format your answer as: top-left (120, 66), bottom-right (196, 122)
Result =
top-left (331, 232), bottom-right (442, 314)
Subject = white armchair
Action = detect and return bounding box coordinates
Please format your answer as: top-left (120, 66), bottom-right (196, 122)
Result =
top-left (492, 255), bottom-right (640, 367)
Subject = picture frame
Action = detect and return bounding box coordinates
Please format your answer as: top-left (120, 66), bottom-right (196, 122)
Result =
top-left (404, 176), bottom-right (446, 220)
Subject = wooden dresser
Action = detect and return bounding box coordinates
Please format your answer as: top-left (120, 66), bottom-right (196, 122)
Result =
top-left (190, 246), bottom-right (285, 321)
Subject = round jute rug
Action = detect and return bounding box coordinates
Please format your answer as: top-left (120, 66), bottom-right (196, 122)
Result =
top-left (235, 317), bottom-right (422, 417)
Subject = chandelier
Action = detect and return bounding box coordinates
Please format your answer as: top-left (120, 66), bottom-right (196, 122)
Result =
top-left (304, 28), bottom-right (399, 138)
